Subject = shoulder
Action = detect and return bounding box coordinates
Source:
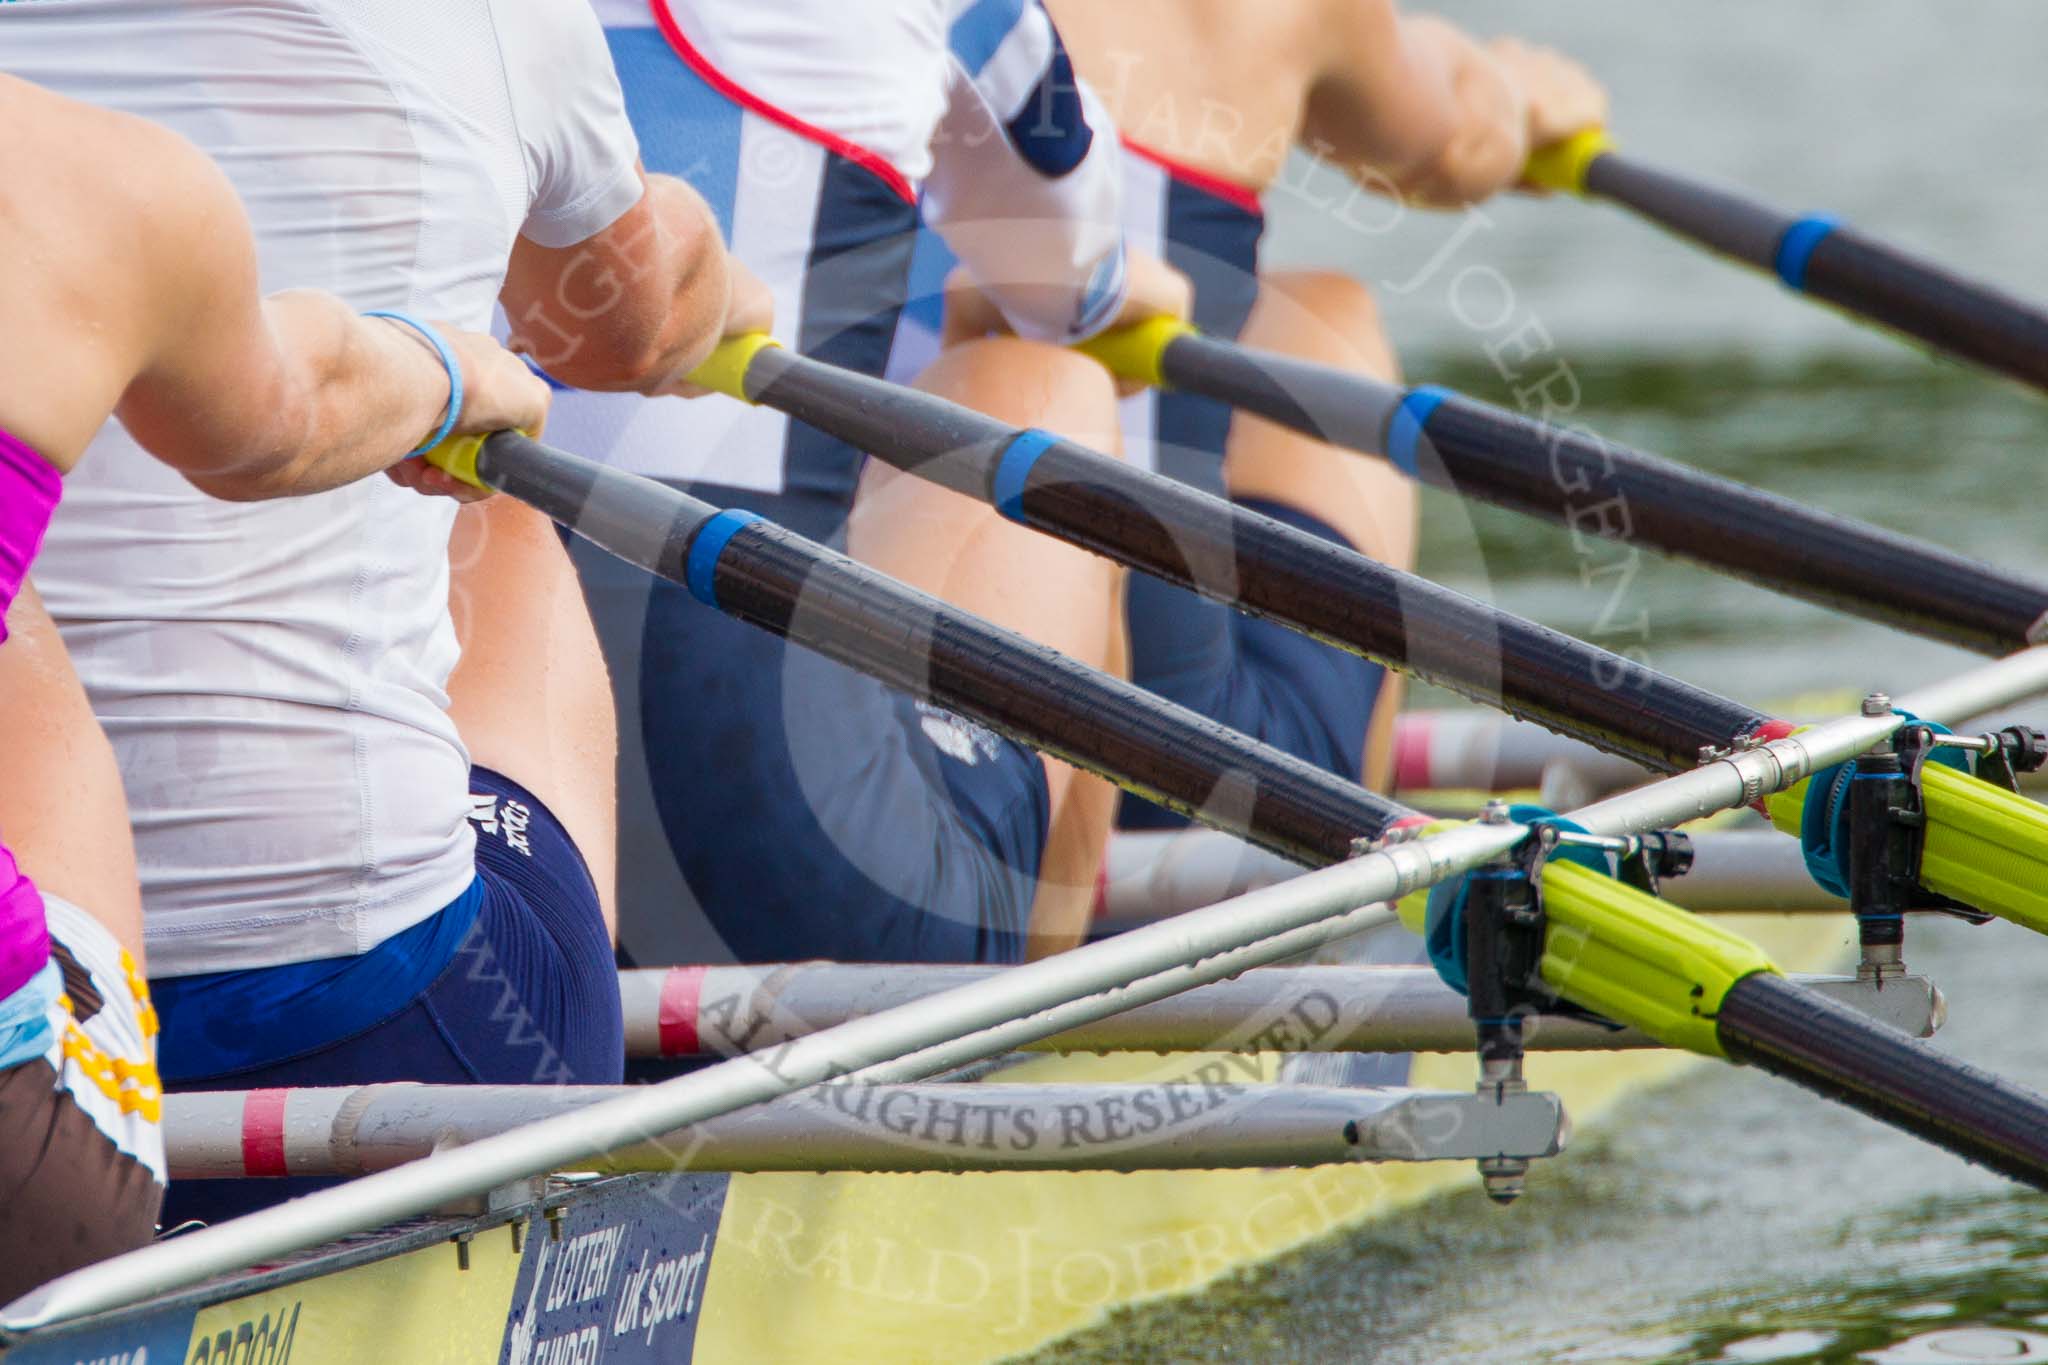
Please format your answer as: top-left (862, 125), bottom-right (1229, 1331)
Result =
top-left (477, 0), bottom-right (642, 238)
top-left (479, 0), bottom-right (622, 94)
top-left (7, 78), bottom-right (206, 194)
top-left (0, 80), bottom-right (248, 459)
top-left (3, 79), bottom-right (240, 270)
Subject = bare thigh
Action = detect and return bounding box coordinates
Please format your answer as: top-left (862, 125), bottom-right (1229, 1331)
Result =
top-left (0, 583), bottom-right (143, 963)
top-left (445, 497), bottom-right (620, 936)
top-left (847, 337), bottom-right (1127, 956)
top-left (1225, 269), bottom-right (1418, 788)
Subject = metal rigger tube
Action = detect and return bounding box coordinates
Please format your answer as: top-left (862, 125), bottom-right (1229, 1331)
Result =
top-left (14, 637), bottom-right (2048, 1335)
top-left (0, 823), bottom-right (1512, 1336)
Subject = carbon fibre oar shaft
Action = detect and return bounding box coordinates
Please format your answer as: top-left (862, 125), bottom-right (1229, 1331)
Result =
top-left (722, 342), bottom-right (1772, 773)
top-left (1111, 323), bottom-right (2048, 654)
top-left (1528, 131), bottom-right (2048, 395)
top-left (1716, 971), bottom-right (2048, 1188)
top-left (1525, 857), bottom-right (2048, 1191)
top-left (464, 431), bottom-right (1407, 865)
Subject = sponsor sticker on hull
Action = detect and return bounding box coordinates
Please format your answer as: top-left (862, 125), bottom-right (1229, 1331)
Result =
top-left (502, 1176), bottom-right (727, 1365)
top-left (0, 1310), bottom-right (195, 1365)
top-left (1, 1174), bottom-right (731, 1365)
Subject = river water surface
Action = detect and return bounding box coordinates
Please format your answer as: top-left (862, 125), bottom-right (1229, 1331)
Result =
top-left (1030, 3), bottom-right (2048, 1361)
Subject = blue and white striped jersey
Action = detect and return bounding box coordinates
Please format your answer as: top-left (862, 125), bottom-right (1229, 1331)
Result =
top-left (556, 0), bottom-right (1126, 515)
top-left (897, 136), bottom-right (1266, 478)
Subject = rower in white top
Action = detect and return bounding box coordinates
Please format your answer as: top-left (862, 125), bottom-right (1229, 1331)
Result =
top-left (551, 0), bottom-right (1191, 980)
top-left (0, 0), bottom-right (768, 1224)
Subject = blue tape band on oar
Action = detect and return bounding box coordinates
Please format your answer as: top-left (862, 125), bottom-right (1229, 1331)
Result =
top-left (1774, 214), bottom-right (1841, 290)
top-left (993, 429), bottom-right (1059, 523)
top-left (684, 509), bottom-right (764, 609)
top-left (1386, 387), bottom-right (1450, 477)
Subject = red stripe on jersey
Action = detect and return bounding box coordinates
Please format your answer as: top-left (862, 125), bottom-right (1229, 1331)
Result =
top-left (650, 1), bottom-right (919, 207)
top-left (1122, 138), bottom-right (1265, 217)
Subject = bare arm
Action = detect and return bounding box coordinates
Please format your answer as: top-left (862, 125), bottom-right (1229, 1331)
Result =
top-left (499, 170), bottom-right (743, 396)
top-left (1298, 2), bottom-right (1466, 197)
top-left (112, 121), bottom-right (547, 501)
top-left (1302, 6), bottom-right (1606, 210)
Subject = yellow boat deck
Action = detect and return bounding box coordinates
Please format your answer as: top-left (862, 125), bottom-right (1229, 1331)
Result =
top-left (694, 913), bottom-right (1851, 1363)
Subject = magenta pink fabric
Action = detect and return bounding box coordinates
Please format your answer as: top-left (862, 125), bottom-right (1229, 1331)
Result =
top-left (0, 426), bottom-right (60, 997)
top-left (0, 426), bottom-right (60, 648)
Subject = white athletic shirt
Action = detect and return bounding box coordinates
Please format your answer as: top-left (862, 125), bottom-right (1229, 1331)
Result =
top-left (559, 0), bottom-right (1127, 485)
top-left (628, 0), bottom-right (1123, 339)
top-left (0, 0), bottom-right (643, 976)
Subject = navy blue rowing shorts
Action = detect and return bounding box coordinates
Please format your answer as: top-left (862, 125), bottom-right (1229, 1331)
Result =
top-left (159, 766), bottom-right (620, 1225)
top-left (1120, 496), bottom-right (1386, 831)
top-left (575, 518), bottom-right (1050, 969)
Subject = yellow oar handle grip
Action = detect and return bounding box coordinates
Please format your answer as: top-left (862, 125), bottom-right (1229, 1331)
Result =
top-left (1393, 823), bottom-right (1779, 1059)
top-left (1539, 859), bottom-right (1779, 1058)
top-left (1918, 762), bottom-right (2048, 935)
top-left (421, 428), bottom-right (534, 490)
top-left (1072, 316), bottom-right (1199, 390)
top-left (1523, 126), bottom-right (1617, 197)
top-left (685, 333), bottom-right (784, 403)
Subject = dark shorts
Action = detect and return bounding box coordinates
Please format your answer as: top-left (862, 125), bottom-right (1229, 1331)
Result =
top-left (1121, 496), bottom-right (1387, 831)
top-left (573, 500), bottom-right (1051, 970)
top-left (161, 767), bottom-right (620, 1226)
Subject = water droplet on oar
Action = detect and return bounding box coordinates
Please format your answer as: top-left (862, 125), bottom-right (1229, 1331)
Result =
top-left (1865, 1327), bottom-right (2048, 1363)
top-left (1717, 1329), bottom-right (1839, 1362)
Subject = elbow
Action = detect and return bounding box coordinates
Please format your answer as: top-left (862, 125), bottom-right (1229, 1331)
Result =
top-left (176, 427), bottom-right (318, 502)
top-left (181, 469), bottom-right (295, 503)
top-left (179, 427), bottom-right (319, 504)
top-left (123, 371), bottom-right (320, 503)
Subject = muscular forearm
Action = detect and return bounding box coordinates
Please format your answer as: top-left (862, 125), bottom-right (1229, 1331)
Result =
top-left (1375, 16), bottom-right (1527, 209)
top-left (504, 172), bottom-right (733, 396)
top-left (176, 292), bottom-right (453, 501)
top-left (616, 174), bottom-right (732, 394)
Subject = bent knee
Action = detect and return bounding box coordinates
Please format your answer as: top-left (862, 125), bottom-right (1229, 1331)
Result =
top-left (1245, 270), bottom-right (1397, 383)
top-left (914, 336), bottom-right (1123, 457)
top-left (1259, 269), bottom-right (1384, 335)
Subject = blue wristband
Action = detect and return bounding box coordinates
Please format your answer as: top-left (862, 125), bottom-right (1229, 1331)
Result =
top-left (363, 310), bottom-right (463, 458)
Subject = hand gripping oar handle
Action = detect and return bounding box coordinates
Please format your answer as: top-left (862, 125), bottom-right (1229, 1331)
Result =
top-left (1527, 859), bottom-right (2048, 1189)
top-left (431, 430), bottom-right (1411, 864)
top-left (1076, 321), bottom-right (2048, 654)
top-left (1529, 129), bottom-right (2048, 396)
top-left (694, 338), bottom-right (1773, 773)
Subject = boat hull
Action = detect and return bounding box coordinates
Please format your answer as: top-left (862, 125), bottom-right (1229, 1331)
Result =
top-left (0, 914), bottom-right (1849, 1365)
